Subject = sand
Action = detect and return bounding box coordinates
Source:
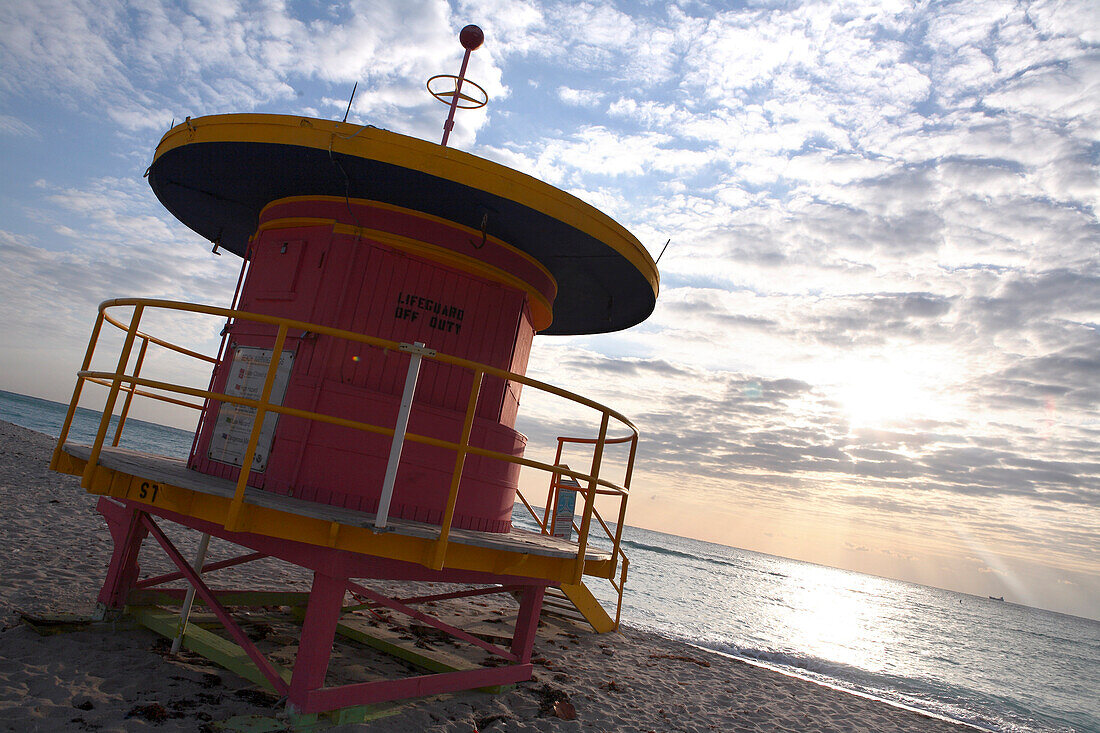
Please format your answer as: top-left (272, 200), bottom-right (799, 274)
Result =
top-left (0, 420), bottom-right (970, 732)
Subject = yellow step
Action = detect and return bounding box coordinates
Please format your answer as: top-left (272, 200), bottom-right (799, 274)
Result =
top-left (557, 582), bottom-right (616, 633)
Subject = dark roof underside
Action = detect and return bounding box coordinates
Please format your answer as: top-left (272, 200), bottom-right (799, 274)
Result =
top-left (148, 141), bottom-right (655, 335)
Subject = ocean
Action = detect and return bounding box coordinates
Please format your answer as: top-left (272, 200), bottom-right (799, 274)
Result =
top-left (2, 388), bottom-right (1097, 732)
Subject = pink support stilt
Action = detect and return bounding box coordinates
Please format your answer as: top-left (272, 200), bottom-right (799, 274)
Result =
top-left (96, 498), bottom-right (148, 609)
top-left (93, 499), bottom-right (558, 713)
top-left (288, 573), bottom-right (349, 710)
top-left (510, 584), bottom-right (546, 663)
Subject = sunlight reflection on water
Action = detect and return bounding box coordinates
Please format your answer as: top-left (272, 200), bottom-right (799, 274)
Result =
top-left (776, 563), bottom-right (899, 674)
top-left (568, 523), bottom-right (1098, 733)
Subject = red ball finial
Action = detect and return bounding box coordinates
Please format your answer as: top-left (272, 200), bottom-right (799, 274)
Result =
top-left (460, 25), bottom-right (484, 51)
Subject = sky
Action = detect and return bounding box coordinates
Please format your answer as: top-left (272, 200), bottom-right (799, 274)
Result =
top-left (0, 0), bottom-right (1097, 620)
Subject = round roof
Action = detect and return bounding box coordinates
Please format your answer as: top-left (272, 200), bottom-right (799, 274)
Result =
top-left (147, 114), bottom-right (658, 335)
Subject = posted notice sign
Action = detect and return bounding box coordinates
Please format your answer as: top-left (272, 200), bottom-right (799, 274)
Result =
top-left (208, 347), bottom-right (294, 471)
top-left (553, 469), bottom-right (581, 540)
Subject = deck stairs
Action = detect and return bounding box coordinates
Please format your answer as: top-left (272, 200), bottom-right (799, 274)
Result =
top-left (541, 582), bottom-right (616, 633)
top-left (516, 460), bottom-right (631, 635)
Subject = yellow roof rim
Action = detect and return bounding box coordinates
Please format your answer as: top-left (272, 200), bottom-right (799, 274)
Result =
top-left (153, 113), bottom-right (659, 298)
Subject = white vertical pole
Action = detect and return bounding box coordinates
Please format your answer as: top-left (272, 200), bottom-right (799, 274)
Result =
top-left (171, 532), bottom-right (211, 654)
top-left (375, 342), bottom-right (433, 530)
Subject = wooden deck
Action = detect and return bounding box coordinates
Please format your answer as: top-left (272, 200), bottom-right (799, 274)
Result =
top-left (64, 443), bottom-right (608, 562)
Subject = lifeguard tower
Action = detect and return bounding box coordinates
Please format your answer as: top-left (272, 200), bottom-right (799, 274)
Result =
top-left (49, 26), bottom-right (658, 721)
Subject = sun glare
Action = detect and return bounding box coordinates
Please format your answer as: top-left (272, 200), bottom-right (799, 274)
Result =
top-left (777, 563), bottom-right (897, 673)
top-left (830, 360), bottom-right (948, 428)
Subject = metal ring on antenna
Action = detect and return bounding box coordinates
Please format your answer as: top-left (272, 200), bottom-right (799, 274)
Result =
top-left (427, 75), bottom-right (489, 109)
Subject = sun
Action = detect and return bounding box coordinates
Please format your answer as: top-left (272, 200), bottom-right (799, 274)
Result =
top-left (831, 360), bottom-right (942, 428)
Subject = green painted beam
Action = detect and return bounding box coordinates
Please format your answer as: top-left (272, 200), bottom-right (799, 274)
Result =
top-left (289, 608), bottom-right (513, 694)
top-left (130, 607), bottom-right (291, 691)
top-left (336, 621), bottom-right (466, 675)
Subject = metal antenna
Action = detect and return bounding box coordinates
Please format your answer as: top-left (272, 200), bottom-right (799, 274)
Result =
top-left (444, 26), bottom-right (482, 146)
top-left (655, 239), bottom-right (672, 265)
top-left (426, 25), bottom-right (487, 147)
top-left (342, 82), bottom-right (358, 123)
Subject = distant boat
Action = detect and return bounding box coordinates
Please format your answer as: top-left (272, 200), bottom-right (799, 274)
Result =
top-left (989, 596), bottom-right (1005, 602)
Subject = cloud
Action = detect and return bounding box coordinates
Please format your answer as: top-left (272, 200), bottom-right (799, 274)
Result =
top-left (520, 341), bottom-right (1100, 521)
top-left (0, 114), bottom-right (39, 137)
top-left (0, 0), bottom-right (1096, 618)
top-left (557, 86), bottom-right (604, 107)
top-left (0, 0), bottom-right (506, 142)
top-left (0, 177), bottom-right (238, 352)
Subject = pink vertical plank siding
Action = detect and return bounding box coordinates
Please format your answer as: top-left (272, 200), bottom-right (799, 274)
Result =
top-left (188, 198), bottom-right (549, 533)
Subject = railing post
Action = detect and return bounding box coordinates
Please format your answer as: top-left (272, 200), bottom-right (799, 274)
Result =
top-left (225, 324), bottom-right (288, 531)
top-left (112, 336), bottom-right (149, 447)
top-left (171, 531), bottom-right (211, 654)
top-left (82, 305), bottom-right (144, 491)
top-left (615, 557), bottom-right (629, 628)
top-left (375, 342), bottom-right (434, 530)
top-left (542, 438), bottom-right (565, 532)
top-left (572, 412), bottom-right (609, 584)
top-left (610, 432), bottom-right (637, 578)
top-left (611, 492), bottom-right (629, 579)
top-left (623, 432), bottom-right (638, 491)
top-left (52, 311), bottom-right (106, 471)
top-left (547, 472), bottom-right (559, 537)
top-left (429, 368), bottom-right (483, 569)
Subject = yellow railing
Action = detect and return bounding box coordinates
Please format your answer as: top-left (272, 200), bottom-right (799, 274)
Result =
top-left (54, 298), bottom-right (637, 588)
top-left (514, 434), bottom-right (632, 627)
